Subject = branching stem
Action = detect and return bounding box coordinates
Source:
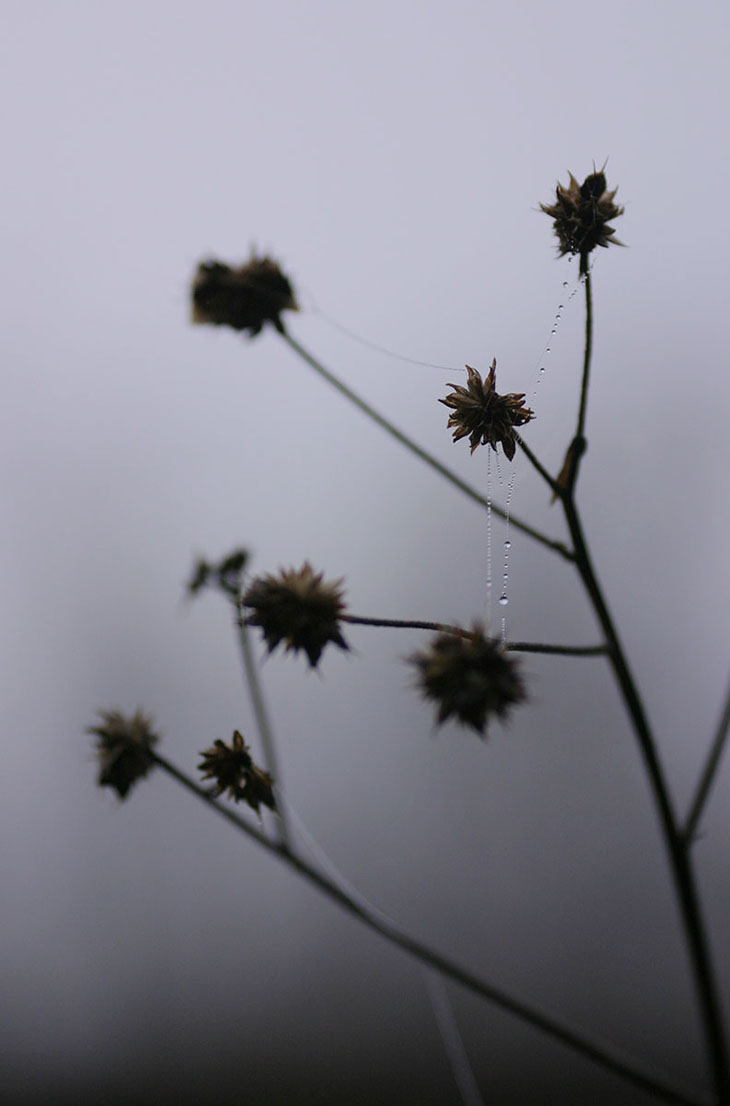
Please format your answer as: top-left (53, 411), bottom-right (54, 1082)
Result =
top-left (279, 328), bottom-right (574, 563)
top-left (558, 266), bottom-right (730, 1104)
top-left (149, 749), bottom-right (708, 1106)
top-left (684, 671), bottom-right (730, 845)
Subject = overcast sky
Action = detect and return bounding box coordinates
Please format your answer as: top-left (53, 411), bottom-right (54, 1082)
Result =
top-left (3, 2), bottom-right (730, 1103)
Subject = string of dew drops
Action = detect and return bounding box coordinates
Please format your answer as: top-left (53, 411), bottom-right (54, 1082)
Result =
top-left (300, 269), bottom-right (584, 644)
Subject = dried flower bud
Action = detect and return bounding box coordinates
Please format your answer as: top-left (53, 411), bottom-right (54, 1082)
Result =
top-left (440, 361), bottom-right (534, 460)
top-left (540, 167), bottom-right (624, 274)
top-left (243, 562), bottom-right (349, 667)
top-left (191, 254), bottom-right (298, 336)
top-left (186, 548), bottom-right (249, 600)
top-left (87, 709), bottom-right (159, 799)
top-left (198, 729), bottom-right (276, 813)
top-left (410, 626), bottom-right (526, 736)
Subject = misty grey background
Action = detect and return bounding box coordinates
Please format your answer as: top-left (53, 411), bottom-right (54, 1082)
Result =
top-left (3, 1), bottom-right (730, 1103)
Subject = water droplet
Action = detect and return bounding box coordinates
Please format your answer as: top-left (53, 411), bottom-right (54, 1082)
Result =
top-left (562, 281), bottom-right (569, 288)
top-left (558, 303), bottom-right (564, 310)
top-left (539, 366), bottom-right (545, 374)
top-left (499, 595), bottom-right (509, 606)
top-left (504, 540), bottom-right (511, 550)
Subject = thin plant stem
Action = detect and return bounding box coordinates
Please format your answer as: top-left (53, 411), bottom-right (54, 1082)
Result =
top-left (279, 327), bottom-right (574, 563)
top-left (514, 433), bottom-right (562, 498)
top-left (562, 266), bottom-right (729, 1103)
top-left (234, 604), bottom-right (291, 848)
top-left (341, 613), bottom-right (606, 656)
top-left (684, 671), bottom-right (730, 844)
top-left (342, 614), bottom-right (464, 634)
top-left (576, 269), bottom-right (593, 444)
top-left (505, 640), bottom-right (607, 657)
top-left (148, 749), bottom-right (708, 1106)
top-left (423, 970), bottom-right (485, 1106)
top-left (562, 495), bottom-right (730, 1103)
top-left (276, 788), bottom-right (482, 1106)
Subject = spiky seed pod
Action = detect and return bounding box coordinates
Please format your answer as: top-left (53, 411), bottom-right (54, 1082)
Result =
top-left (410, 626), bottom-right (526, 736)
top-left (87, 709), bottom-right (159, 799)
top-left (243, 563), bottom-right (349, 668)
top-left (440, 361), bottom-right (534, 460)
top-left (540, 168), bottom-right (624, 274)
top-left (198, 730), bottom-right (276, 813)
top-left (191, 254), bottom-right (298, 336)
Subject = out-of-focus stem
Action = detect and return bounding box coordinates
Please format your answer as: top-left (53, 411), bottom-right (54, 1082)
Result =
top-left (684, 671), bottom-right (730, 844)
top-left (149, 749), bottom-right (708, 1106)
top-left (234, 606), bottom-right (291, 848)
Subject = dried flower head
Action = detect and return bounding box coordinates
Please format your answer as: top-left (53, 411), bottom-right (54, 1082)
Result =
top-left (198, 729), bottom-right (276, 813)
top-left (87, 709), bottom-right (159, 798)
top-left (191, 253), bottom-right (298, 336)
top-left (243, 562), bottom-right (349, 667)
top-left (540, 167), bottom-right (624, 274)
top-left (410, 626), bottom-right (526, 736)
top-left (440, 360), bottom-right (534, 460)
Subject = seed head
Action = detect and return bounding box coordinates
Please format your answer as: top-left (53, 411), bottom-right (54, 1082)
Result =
top-left (87, 709), bottom-right (159, 799)
top-left (540, 167), bottom-right (624, 274)
top-left (191, 253), bottom-right (298, 336)
top-left (243, 563), bottom-right (349, 667)
top-left (440, 361), bottom-right (534, 460)
top-left (410, 626), bottom-right (526, 736)
top-left (198, 729), bottom-right (276, 813)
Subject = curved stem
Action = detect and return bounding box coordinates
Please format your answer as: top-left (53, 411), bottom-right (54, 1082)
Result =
top-left (562, 494), bottom-right (730, 1104)
top-left (279, 328), bottom-right (574, 563)
top-left (149, 749), bottom-right (708, 1106)
top-left (684, 671), bottom-right (730, 845)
